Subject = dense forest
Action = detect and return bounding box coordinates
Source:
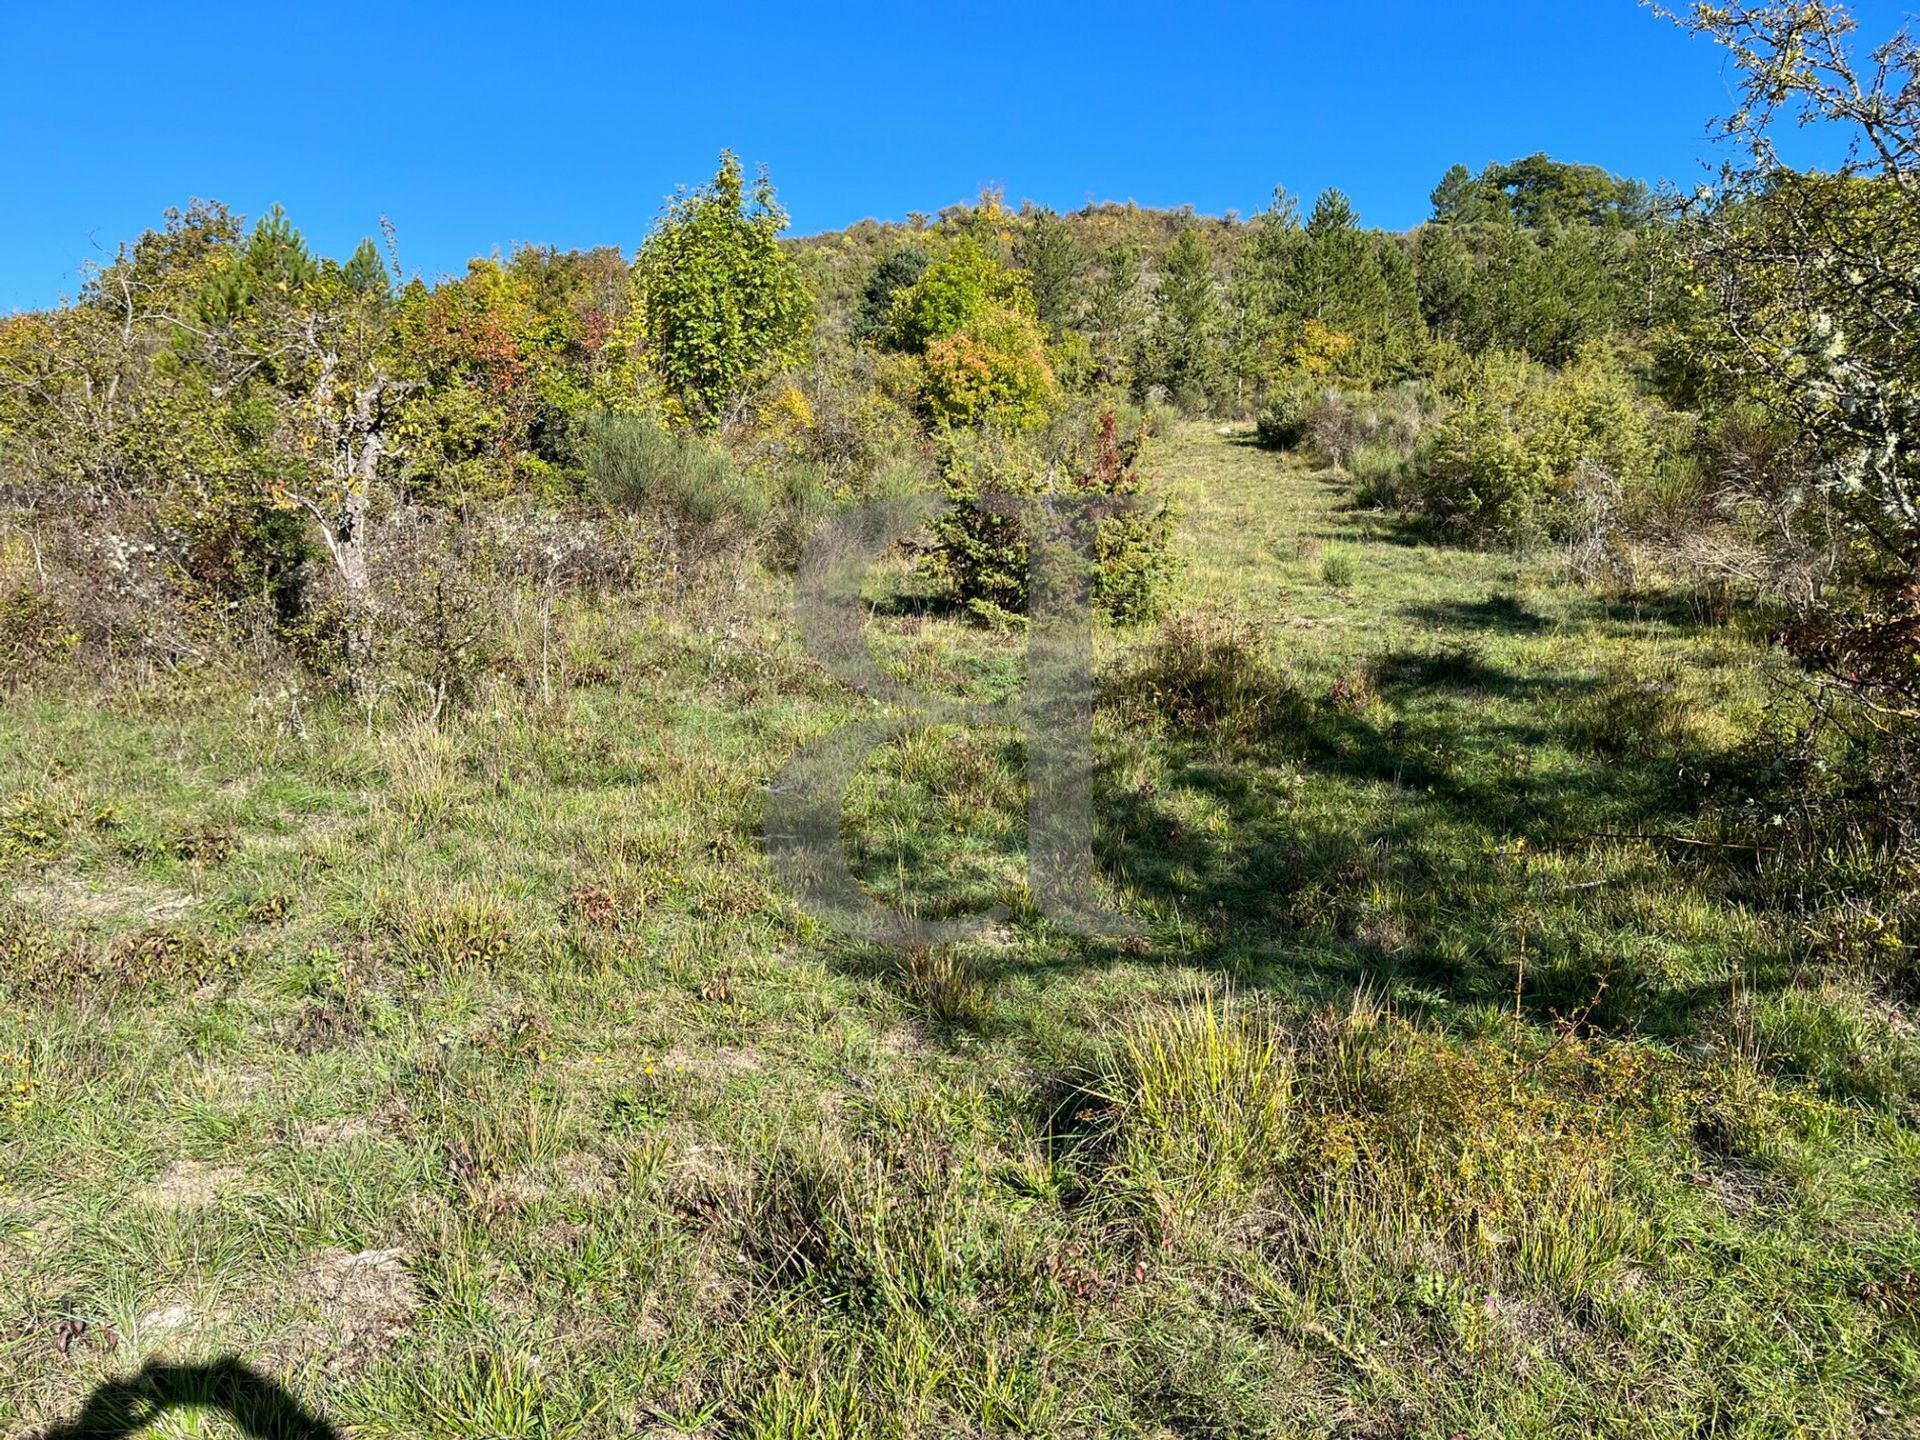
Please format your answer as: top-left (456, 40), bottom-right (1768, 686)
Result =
top-left (3, 3), bottom-right (1919, 1436)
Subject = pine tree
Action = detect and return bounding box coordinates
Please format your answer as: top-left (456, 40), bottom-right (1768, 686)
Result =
top-left (1146, 227), bottom-right (1224, 407)
top-left (1226, 189), bottom-right (1303, 394)
top-left (855, 247), bottom-right (928, 341)
top-left (1014, 209), bottom-right (1084, 334)
top-left (341, 238), bottom-right (390, 299)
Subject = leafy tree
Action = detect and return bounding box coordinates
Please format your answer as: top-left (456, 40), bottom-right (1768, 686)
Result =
top-left (1418, 155), bottom-right (1652, 365)
top-left (384, 249), bottom-right (630, 503)
top-left (388, 260), bottom-right (542, 503)
top-left (0, 203), bottom-right (320, 618)
top-left (1429, 156), bottom-right (1652, 230)
top-left (885, 235), bottom-right (1032, 352)
top-left (921, 306), bottom-right (1059, 429)
top-left (1485, 154), bottom-right (1651, 229)
top-left (631, 152), bottom-right (812, 429)
top-left (881, 234), bottom-right (1056, 427)
top-left (1670, 2), bottom-right (1920, 769)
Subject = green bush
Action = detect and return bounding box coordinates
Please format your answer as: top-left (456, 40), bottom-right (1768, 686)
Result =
top-left (1254, 382), bottom-right (1319, 450)
top-left (1348, 441), bottom-right (1408, 509)
top-left (762, 460), bottom-right (837, 572)
top-left (1410, 346), bottom-right (1680, 544)
top-left (885, 236), bottom-right (1032, 353)
top-left (930, 409), bottom-right (1174, 624)
top-left (920, 304), bottom-right (1059, 429)
top-left (1256, 382), bottom-right (1432, 473)
top-left (0, 587), bottom-right (79, 681)
top-left (586, 413), bottom-right (771, 539)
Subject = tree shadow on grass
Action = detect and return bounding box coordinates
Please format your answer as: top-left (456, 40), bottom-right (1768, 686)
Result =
top-left (1400, 595), bottom-right (1551, 635)
top-left (40, 1357), bottom-right (338, 1440)
top-left (1402, 590), bottom-right (1740, 641)
top-left (1368, 643), bottom-right (1556, 700)
top-left (1078, 649), bottom-right (1761, 1036)
top-left (807, 624), bottom-right (1773, 1048)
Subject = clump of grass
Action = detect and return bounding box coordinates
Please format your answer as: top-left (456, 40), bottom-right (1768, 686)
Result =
top-left (1748, 979), bottom-right (1916, 1107)
top-left (0, 586), bottom-right (80, 683)
top-left (1320, 546), bottom-right (1357, 589)
top-left (1575, 661), bottom-right (1716, 758)
top-left (1101, 995), bottom-right (1297, 1214)
top-left (0, 906), bottom-right (237, 997)
top-left (895, 943), bottom-right (994, 1028)
top-left (1119, 607), bottom-right (1305, 739)
top-left (1091, 993), bottom-right (1640, 1294)
top-left (0, 904), bottom-right (77, 998)
top-left (1326, 661), bottom-right (1379, 714)
top-left (1, 1007), bottom-right (37, 1163)
top-left (391, 891), bottom-right (522, 971)
top-left (0, 794), bottom-right (71, 861)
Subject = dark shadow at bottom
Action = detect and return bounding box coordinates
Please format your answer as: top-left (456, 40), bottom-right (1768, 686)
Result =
top-left (40, 1357), bottom-right (339, 1440)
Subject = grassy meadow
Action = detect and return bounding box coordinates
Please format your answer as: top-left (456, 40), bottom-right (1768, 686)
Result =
top-left (2, 424), bottom-right (1916, 1437)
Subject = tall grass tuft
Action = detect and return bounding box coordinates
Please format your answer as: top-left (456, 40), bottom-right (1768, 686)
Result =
top-left (1106, 996), bottom-right (1297, 1215)
top-left (1119, 607), bottom-right (1307, 739)
top-left (895, 944), bottom-right (994, 1028)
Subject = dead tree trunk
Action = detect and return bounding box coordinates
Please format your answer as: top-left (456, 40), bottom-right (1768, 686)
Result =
top-left (286, 319), bottom-right (408, 683)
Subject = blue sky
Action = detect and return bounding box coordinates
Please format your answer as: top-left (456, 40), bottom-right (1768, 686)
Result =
top-left (3, 0), bottom-right (1913, 311)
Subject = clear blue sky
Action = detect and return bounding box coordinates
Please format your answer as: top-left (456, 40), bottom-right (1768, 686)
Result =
top-left (3, 0), bottom-right (1912, 311)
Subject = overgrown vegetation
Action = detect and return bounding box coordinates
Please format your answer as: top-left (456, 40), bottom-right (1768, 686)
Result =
top-left (2, 3), bottom-right (1919, 1435)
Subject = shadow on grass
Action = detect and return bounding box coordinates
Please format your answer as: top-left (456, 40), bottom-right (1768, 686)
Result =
top-left (1369, 644), bottom-right (1554, 699)
top-left (1081, 654), bottom-right (1761, 1036)
top-left (40, 1358), bottom-right (338, 1440)
top-left (1404, 589), bottom-right (1750, 641)
top-left (863, 586), bottom-right (976, 623)
top-left (1400, 595), bottom-right (1551, 635)
top-left (815, 611), bottom-right (1773, 1046)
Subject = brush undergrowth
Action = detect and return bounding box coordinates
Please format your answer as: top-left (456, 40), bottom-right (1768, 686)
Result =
top-left (0, 424), bottom-right (1914, 1437)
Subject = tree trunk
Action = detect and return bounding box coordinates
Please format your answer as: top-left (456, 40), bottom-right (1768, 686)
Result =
top-left (336, 384), bottom-right (383, 674)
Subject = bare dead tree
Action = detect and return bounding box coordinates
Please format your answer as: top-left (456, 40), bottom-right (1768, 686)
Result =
top-left (276, 307), bottom-right (412, 671)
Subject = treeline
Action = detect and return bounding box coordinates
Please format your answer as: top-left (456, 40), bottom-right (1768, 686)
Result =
top-left (795, 151), bottom-right (1661, 410)
top-left (0, 146), bottom-right (1667, 683)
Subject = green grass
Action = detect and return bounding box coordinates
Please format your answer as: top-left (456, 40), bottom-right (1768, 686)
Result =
top-left (1, 423), bottom-right (1916, 1437)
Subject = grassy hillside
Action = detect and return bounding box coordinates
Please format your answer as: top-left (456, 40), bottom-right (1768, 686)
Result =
top-left (2, 425), bottom-right (1916, 1437)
